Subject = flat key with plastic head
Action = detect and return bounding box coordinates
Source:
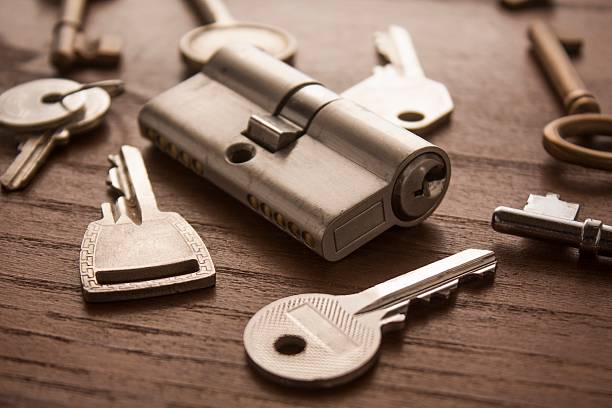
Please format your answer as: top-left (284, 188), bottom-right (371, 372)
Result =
top-left (180, 0), bottom-right (297, 71)
top-left (1, 82), bottom-right (122, 191)
top-left (528, 21), bottom-right (612, 170)
top-left (244, 249), bottom-right (496, 388)
top-left (79, 145), bottom-right (216, 302)
top-left (342, 25), bottom-right (454, 134)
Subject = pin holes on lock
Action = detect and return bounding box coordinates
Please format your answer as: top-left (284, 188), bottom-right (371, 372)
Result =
top-left (226, 142), bottom-right (256, 164)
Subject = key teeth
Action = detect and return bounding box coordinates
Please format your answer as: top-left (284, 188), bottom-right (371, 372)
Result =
top-left (107, 167), bottom-right (124, 196)
top-left (417, 280), bottom-right (459, 303)
top-left (380, 313), bottom-right (406, 334)
top-left (107, 153), bottom-right (120, 167)
top-left (469, 265), bottom-right (497, 280)
top-left (374, 31), bottom-right (392, 62)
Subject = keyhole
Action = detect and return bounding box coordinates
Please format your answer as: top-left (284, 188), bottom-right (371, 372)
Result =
top-left (274, 335), bottom-right (306, 355)
top-left (413, 164), bottom-right (446, 198)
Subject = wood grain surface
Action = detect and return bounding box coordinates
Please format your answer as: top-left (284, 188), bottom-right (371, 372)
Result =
top-left (1, 0), bottom-right (611, 407)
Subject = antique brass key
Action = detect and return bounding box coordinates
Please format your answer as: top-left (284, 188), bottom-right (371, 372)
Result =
top-left (51, 0), bottom-right (122, 70)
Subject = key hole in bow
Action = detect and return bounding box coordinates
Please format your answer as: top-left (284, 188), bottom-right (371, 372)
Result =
top-left (274, 335), bottom-right (306, 355)
top-left (41, 92), bottom-right (63, 104)
top-left (398, 111), bottom-right (425, 122)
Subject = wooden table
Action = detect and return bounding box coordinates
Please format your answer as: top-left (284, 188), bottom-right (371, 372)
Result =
top-left (1, 1), bottom-right (611, 407)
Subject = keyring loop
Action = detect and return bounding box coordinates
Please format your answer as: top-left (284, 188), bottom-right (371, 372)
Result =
top-left (543, 113), bottom-right (612, 171)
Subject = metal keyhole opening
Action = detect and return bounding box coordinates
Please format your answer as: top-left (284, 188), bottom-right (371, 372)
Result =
top-left (414, 164), bottom-right (446, 198)
top-left (398, 111), bottom-right (425, 122)
top-left (226, 143), bottom-right (256, 164)
top-left (274, 335), bottom-right (306, 355)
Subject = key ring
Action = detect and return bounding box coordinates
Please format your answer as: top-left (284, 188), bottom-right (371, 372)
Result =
top-left (543, 114), bottom-right (612, 171)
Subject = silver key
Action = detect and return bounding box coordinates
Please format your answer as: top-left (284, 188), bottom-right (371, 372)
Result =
top-left (79, 145), bottom-right (216, 302)
top-left (243, 249), bottom-right (496, 388)
top-left (492, 193), bottom-right (612, 257)
top-left (1, 86), bottom-right (115, 191)
top-left (342, 25), bottom-right (454, 134)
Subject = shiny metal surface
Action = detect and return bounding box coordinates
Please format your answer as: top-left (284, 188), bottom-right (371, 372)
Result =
top-left (0, 78), bottom-right (85, 132)
top-left (528, 21), bottom-right (612, 170)
top-left (179, 0), bottom-right (297, 71)
top-left (1, 86), bottom-right (114, 191)
top-left (79, 145), bottom-right (216, 302)
top-left (243, 249), bottom-right (496, 388)
top-left (492, 193), bottom-right (612, 257)
top-left (342, 25), bottom-right (454, 134)
top-left (42, 79), bottom-right (124, 103)
top-left (139, 44), bottom-right (451, 261)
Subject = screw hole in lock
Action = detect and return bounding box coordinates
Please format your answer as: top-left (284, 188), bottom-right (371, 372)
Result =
top-left (226, 143), bottom-right (256, 164)
top-left (397, 111), bottom-right (425, 122)
top-left (274, 335), bottom-right (307, 355)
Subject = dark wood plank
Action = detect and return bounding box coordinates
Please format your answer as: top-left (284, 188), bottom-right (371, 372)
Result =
top-left (1, 0), bottom-right (611, 407)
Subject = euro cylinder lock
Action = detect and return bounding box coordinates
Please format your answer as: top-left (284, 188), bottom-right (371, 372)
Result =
top-left (139, 44), bottom-right (450, 261)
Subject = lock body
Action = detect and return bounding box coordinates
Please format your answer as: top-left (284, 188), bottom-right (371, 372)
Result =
top-left (139, 45), bottom-right (451, 261)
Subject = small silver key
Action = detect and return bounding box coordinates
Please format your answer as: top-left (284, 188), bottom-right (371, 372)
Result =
top-left (79, 145), bottom-right (216, 302)
top-left (342, 25), bottom-right (454, 134)
top-left (1, 84), bottom-right (118, 191)
top-left (492, 193), bottom-right (612, 257)
top-left (243, 249), bottom-right (496, 388)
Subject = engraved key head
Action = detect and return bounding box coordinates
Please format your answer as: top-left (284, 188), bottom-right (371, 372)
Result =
top-left (0, 79), bottom-right (86, 132)
top-left (79, 146), bottom-right (216, 302)
top-left (343, 66), bottom-right (454, 134)
top-left (244, 293), bottom-right (390, 388)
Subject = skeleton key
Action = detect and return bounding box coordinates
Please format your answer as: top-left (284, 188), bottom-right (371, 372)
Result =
top-left (79, 145), bottom-right (215, 302)
top-left (1, 82), bottom-right (121, 191)
top-left (342, 25), bottom-right (454, 134)
top-left (51, 0), bottom-right (122, 70)
top-left (244, 249), bottom-right (496, 388)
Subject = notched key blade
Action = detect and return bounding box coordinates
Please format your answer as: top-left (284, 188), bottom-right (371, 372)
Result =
top-left (524, 193), bottom-right (579, 220)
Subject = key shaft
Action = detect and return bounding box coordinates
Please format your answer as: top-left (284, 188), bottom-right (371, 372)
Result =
top-left (51, 0), bottom-right (122, 70)
top-left (108, 146), bottom-right (159, 221)
top-left (0, 129), bottom-right (68, 191)
top-left (528, 21), bottom-right (599, 115)
top-left (386, 25), bottom-right (424, 78)
top-left (51, 0), bottom-right (87, 69)
top-left (190, 0), bottom-right (234, 24)
top-left (343, 249), bottom-right (496, 314)
top-left (492, 193), bottom-right (612, 257)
